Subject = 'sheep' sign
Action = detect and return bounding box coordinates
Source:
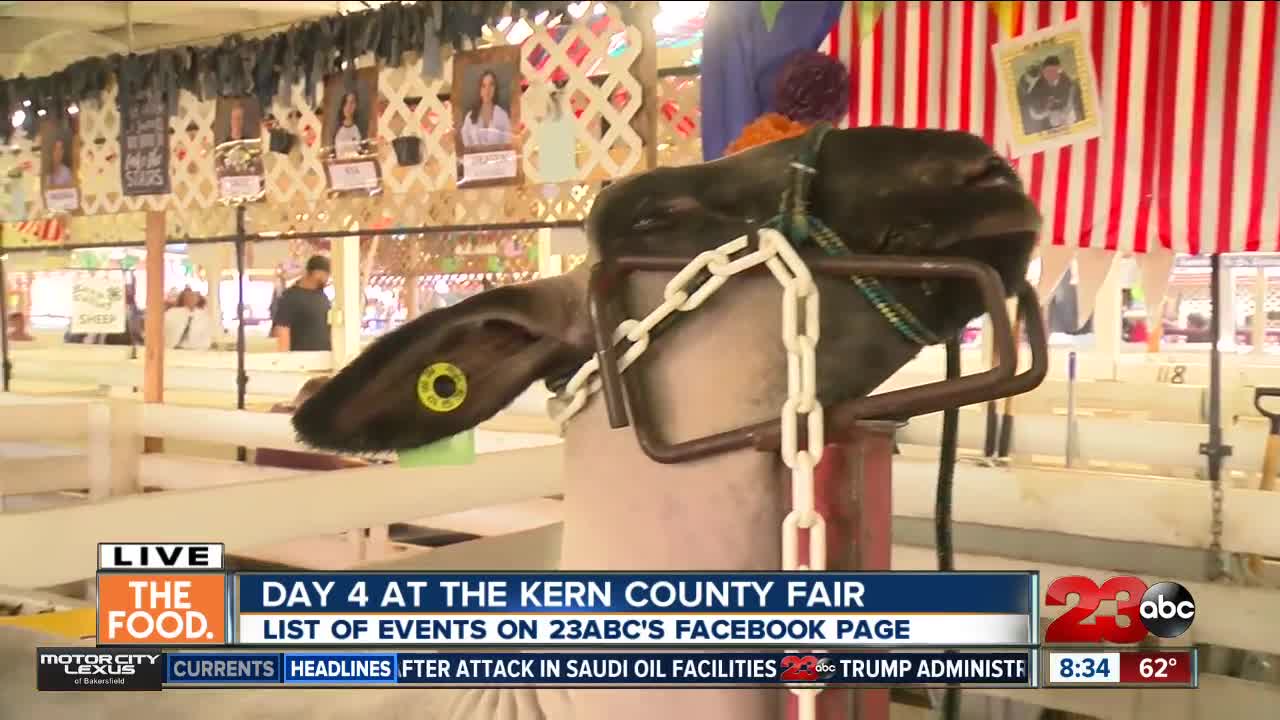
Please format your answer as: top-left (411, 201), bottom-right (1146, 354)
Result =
top-left (71, 272), bottom-right (126, 334)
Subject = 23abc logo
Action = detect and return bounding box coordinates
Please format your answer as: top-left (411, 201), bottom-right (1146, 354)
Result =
top-left (1044, 576), bottom-right (1196, 643)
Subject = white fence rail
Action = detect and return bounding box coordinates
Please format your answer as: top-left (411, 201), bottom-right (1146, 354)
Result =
top-left (3, 384), bottom-right (1280, 718)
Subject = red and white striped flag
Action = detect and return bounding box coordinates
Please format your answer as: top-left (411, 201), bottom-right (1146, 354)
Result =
top-left (823, 0), bottom-right (1280, 256)
top-left (1154, 1), bottom-right (1280, 254)
top-left (12, 217), bottom-right (65, 244)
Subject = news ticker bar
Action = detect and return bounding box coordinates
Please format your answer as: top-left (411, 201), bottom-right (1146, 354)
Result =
top-left (38, 649), bottom-right (1036, 690)
top-left (93, 544), bottom-right (1039, 648)
top-left (35, 647), bottom-right (1199, 691)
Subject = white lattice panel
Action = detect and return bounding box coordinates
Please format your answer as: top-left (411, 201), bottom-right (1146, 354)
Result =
top-left (521, 5), bottom-right (643, 183)
top-left (265, 81), bottom-right (328, 206)
top-left (0, 127), bottom-right (38, 221)
top-left (75, 87), bottom-right (216, 215)
top-left (76, 87), bottom-right (125, 214)
top-left (6, 9), bottom-right (645, 241)
top-left (378, 61), bottom-right (452, 194)
top-left (656, 73), bottom-right (701, 167)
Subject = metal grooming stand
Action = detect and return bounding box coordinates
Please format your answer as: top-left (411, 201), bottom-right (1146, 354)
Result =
top-left (587, 254), bottom-right (1048, 720)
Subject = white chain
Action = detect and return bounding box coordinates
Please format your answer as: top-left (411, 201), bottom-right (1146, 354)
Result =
top-left (552, 228), bottom-right (828, 720)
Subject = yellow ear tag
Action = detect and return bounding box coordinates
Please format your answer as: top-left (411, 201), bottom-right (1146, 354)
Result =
top-left (417, 362), bottom-right (468, 413)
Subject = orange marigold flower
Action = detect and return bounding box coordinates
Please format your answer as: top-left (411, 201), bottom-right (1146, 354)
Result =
top-left (725, 113), bottom-right (811, 155)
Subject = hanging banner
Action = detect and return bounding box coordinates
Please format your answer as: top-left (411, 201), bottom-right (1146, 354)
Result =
top-left (213, 96), bottom-right (265, 202)
top-left (40, 117), bottom-right (80, 213)
top-left (120, 91), bottom-right (171, 196)
top-left (1, 167), bottom-right (27, 222)
top-left (70, 271), bottom-right (126, 334)
top-left (992, 19), bottom-right (1103, 158)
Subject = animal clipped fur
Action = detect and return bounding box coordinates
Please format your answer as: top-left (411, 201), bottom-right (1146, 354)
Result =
top-left (293, 126), bottom-right (1039, 453)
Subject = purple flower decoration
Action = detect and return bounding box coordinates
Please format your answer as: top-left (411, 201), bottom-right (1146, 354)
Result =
top-left (773, 50), bottom-right (850, 125)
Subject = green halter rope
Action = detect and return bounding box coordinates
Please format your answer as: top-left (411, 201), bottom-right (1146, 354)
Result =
top-left (762, 122), bottom-right (940, 346)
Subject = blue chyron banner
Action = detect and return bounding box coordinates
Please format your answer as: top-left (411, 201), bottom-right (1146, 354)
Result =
top-left (231, 571), bottom-right (1038, 647)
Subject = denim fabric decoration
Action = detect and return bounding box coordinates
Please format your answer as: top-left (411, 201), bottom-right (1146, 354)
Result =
top-left (421, 1), bottom-right (445, 81)
top-left (700, 0), bottom-right (844, 161)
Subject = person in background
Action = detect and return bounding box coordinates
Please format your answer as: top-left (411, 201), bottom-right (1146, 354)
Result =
top-left (459, 69), bottom-right (512, 148)
top-left (273, 255), bottom-right (332, 352)
top-left (227, 100), bottom-right (248, 142)
top-left (255, 376), bottom-right (369, 471)
top-left (46, 137), bottom-right (73, 188)
top-left (102, 285), bottom-right (145, 346)
top-left (1185, 313), bottom-right (1213, 343)
top-left (1028, 55), bottom-right (1085, 130)
top-left (6, 312), bottom-right (33, 341)
top-left (333, 92), bottom-right (364, 158)
top-left (164, 288), bottom-right (215, 350)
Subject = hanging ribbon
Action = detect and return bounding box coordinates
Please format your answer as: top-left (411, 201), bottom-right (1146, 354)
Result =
top-left (857, 1), bottom-right (888, 39)
top-left (989, 1), bottom-right (1022, 39)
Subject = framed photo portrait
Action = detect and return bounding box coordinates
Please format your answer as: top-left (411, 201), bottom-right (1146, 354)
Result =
top-left (452, 45), bottom-right (523, 187)
top-left (40, 118), bottom-right (79, 213)
top-left (213, 96), bottom-right (265, 201)
top-left (992, 19), bottom-right (1103, 158)
top-left (321, 68), bottom-right (381, 194)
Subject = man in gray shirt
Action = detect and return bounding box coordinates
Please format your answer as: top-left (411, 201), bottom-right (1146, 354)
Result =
top-left (273, 255), bottom-right (332, 352)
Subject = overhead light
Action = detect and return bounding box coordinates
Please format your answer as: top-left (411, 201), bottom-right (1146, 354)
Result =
top-left (11, 109), bottom-right (25, 127)
top-left (21, 99), bottom-right (30, 107)
top-left (67, 104), bottom-right (79, 115)
top-left (496, 16), bottom-right (513, 31)
top-left (507, 20), bottom-right (534, 44)
top-left (568, 1), bottom-right (590, 18)
top-left (534, 10), bottom-right (550, 24)
top-left (36, 109), bottom-right (46, 117)
top-left (594, 3), bottom-right (606, 15)
top-left (654, 1), bottom-right (708, 34)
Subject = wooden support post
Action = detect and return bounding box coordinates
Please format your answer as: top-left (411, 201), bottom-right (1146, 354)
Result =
top-left (536, 228), bottom-right (554, 279)
top-left (1092, 259), bottom-right (1122, 366)
top-left (403, 275), bottom-right (420, 321)
top-left (1253, 267), bottom-right (1267, 353)
top-left (329, 235), bottom-right (363, 367)
top-left (633, 1), bottom-right (660, 171)
top-left (142, 210), bottom-right (166, 453)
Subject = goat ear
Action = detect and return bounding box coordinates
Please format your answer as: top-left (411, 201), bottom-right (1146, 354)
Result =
top-left (293, 274), bottom-right (590, 453)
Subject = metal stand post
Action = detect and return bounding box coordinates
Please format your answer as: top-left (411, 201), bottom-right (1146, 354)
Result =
top-left (235, 204), bottom-right (248, 462)
top-left (0, 244), bottom-right (10, 393)
top-left (1200, 253), bottom-right (1232, 579)
top-left (785, 422), bottom-right (896, 720)
top-left (1065, 351), bottom-right (1078, 467)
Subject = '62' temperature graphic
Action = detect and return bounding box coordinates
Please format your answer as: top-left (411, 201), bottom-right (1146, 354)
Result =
top-left (1044, 576), bottom-right (1197, 643)
top-left (780, 655), bottom-right (838, 682)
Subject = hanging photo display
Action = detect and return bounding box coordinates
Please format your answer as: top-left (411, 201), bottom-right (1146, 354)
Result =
top-left (533, 88), bottom-right (578, 183)
top-left (70, 270), bottom-right (126, 334)
top-left (321, 68), bottom-right (382, 194)
top-left (213, 96), bottom-right (265, 202)
top-left (453, 45), bottom-right (523, 188)
top-left (40, 117), bottom-right (80, 213)
top-left (120, 90), bottom-right (171, 196)
top-left (992, 18), bottom-right (1103, 158)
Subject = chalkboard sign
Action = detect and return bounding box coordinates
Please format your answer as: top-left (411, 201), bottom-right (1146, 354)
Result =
top-left (120, 92), bottom-right (170, 196)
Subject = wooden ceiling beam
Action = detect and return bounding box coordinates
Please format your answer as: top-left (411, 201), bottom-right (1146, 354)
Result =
top-left (0, 2), bottom-right (129, 28)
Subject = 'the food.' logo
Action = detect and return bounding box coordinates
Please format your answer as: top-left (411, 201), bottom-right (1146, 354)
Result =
top-left (1044, 576), bottom-right (1196, 643)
